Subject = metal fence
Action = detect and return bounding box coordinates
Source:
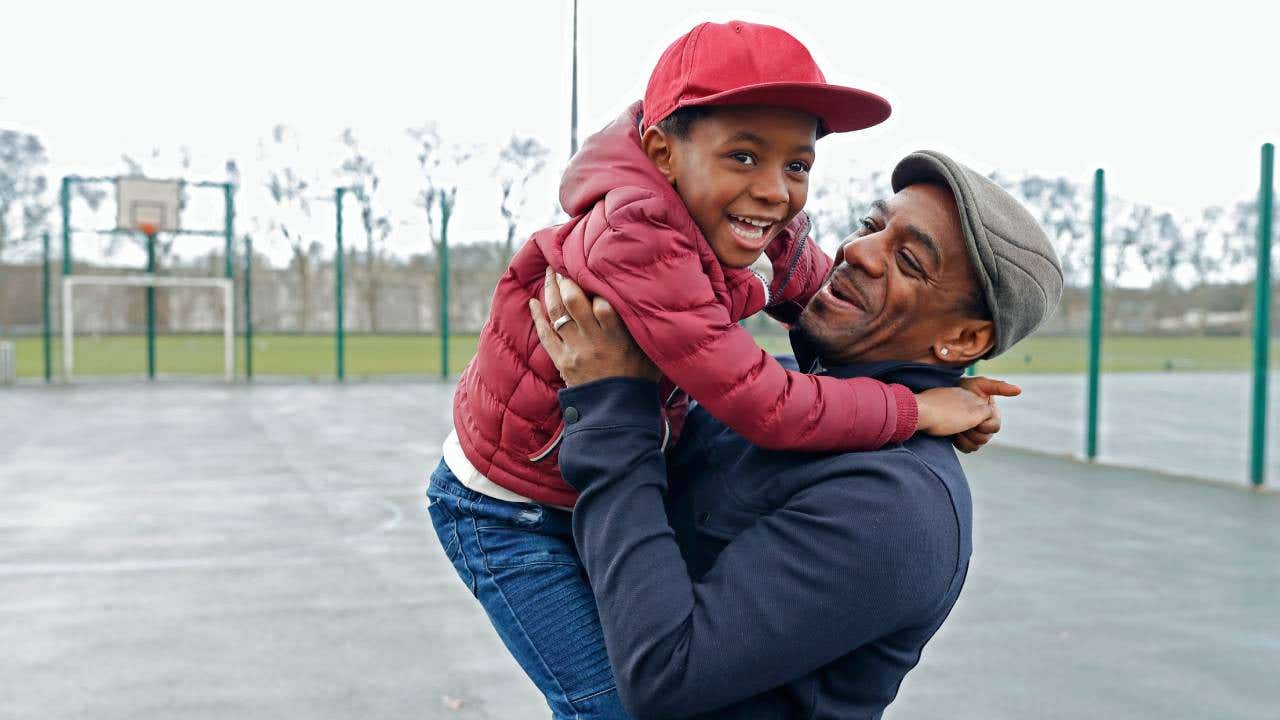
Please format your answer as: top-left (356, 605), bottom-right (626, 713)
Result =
top-left (1, 146), bottom-right (1275, 486)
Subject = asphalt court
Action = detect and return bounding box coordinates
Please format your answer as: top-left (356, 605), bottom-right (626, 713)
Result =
top-left (2, 381), bottom-right (1277, 719)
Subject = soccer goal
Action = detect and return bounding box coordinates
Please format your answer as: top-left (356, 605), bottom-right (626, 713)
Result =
top-left (61, 275), bottom-right (235, 381)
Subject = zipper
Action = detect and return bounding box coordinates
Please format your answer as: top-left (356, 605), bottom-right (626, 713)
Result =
top-left (527, 423), bottom-right (565, 463)
top-left (767, 212), bottom-right (811, 308)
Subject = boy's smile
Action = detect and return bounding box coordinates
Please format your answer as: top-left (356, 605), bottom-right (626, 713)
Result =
top-left (645, 105), bottom-right (819, 268)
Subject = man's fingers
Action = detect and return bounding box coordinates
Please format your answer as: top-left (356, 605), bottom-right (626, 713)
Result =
top-left (966, 430), bottom-right (994, 446)
top-left (973, 407), bottom-right (1002, 434)
top-left (528, 298), bottom-right (565, 357)
top-left (542, 268), bottom-right (569, 328)
top-left (962, 375), bottom-right (1022, 398)
top-left (554, 272), bottom-right (597, 332)
top-left (592, 296), bottom-right (623, 334)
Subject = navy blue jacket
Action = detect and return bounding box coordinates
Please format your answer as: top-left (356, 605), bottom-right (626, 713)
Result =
top-left (558, 355), bottom-right (973, 719)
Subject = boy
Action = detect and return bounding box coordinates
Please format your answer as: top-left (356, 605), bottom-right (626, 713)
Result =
top-left (428, 20), bottom-right (1003, 718)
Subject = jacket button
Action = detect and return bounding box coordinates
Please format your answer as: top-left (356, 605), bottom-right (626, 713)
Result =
top-left (564, 407), bottom-right (580, 424)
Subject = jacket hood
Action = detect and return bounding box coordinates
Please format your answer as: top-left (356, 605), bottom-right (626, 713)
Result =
top-left (560, 101), bottom-right (675, 217)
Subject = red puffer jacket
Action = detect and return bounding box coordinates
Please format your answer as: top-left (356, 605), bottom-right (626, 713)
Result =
top-left (452, 102), bottom-right (917, 507)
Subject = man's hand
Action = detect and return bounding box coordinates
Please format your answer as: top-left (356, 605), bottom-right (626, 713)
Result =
top-left (915, 376), bottom-right (1020, 449)
top-left (528, 268), bottom-right (661, 386)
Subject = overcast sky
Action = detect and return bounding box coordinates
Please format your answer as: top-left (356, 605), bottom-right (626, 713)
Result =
top-left (3, 0), bottom-right (1277, 264)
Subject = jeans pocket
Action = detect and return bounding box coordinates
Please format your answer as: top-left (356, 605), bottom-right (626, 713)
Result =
top-left (428, 498), bottom-right (478, 596)
top-left (427, 499), bottom-right (461, 562)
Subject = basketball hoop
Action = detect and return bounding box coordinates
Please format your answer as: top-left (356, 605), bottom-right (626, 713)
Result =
top-left (116, 178), bottom-right (181, 234)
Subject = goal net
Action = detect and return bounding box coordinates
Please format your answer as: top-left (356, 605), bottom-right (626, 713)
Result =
top-left (62, 275), bottom-right (235, 381)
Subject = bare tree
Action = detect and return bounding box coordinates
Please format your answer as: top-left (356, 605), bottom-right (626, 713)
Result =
top-left (338, 128), bottom-right (392, 332)
top-left (0, 129), bottom-right (51, 260)
top-left (494, 135), bottom-right (549, 260)
top-left (261, 125), bottom-right (318, 331)
top-left (408, 124), bottom-right (475, 327)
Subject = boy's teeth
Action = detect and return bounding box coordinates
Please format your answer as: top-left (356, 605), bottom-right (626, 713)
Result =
top-left (731, 214), bottom-right (771, 228)
top-left (730, 222), bottom-right (764, 239)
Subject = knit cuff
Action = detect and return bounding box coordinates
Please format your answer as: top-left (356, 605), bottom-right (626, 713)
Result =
top-left (888, 383), bottom-right (919, 444)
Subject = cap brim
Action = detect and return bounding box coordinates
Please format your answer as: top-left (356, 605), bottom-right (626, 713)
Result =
top-left (677, 81), bottom-right (891, 135)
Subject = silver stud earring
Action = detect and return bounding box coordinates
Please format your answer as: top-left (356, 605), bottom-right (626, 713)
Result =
top-left (939, 347), bottom-right (950, 357)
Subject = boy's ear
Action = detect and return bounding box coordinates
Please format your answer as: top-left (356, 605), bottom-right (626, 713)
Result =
top-left (641, 126), bottom-right (679, 187)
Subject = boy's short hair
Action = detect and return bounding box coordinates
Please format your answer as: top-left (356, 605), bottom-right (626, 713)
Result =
top-left (654, 106), bottom-right (717, 140)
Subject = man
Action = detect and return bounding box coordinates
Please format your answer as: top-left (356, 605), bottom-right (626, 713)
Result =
top-left (528, 149), bottom-right (1063, 719)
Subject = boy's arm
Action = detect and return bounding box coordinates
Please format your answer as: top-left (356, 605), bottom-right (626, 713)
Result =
top-left (563, 192), bottom-right (915, 451)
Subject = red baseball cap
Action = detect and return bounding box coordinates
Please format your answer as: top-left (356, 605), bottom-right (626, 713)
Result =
top-left (643, 20), bottom-right (891, 136)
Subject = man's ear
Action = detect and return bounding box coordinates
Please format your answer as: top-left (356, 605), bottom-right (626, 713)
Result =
top-left (641, 126), bottom-right (678, 187)
top-left (932, 319), bottom-right (995, 365)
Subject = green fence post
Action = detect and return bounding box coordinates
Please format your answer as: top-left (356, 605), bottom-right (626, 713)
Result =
top-left (335, 188), bottom-right (346, 381)
top-left (1085, 168), bottom-right (1105, 461)
top-left (145, 230), bottom-right (157, 380)
top-left (244, 234), bottom-right (254, 381)
top-left (223, 183), bottom-right (235, 280)
top-left (60, 177), bottom-right (72, 276)
top-left (42, 231), bottom-right (52, 383)
top-left (1250, 143), bottom-right (1275, 487)
top-left (223, 183), bottom-right (236, 379)
top-left (440, 197), bottom-right (451, 379)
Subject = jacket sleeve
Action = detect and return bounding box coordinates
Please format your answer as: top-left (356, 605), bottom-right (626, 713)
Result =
top-left (565, 190), bottom-right (915, 451)
top-left (557, 378), bottom-right (956, 719)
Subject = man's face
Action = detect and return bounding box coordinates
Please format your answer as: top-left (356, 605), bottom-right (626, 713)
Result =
top-left (797, 182), bottom-right (990, 365)
top-left (665, 106), bottom-right (818, 268)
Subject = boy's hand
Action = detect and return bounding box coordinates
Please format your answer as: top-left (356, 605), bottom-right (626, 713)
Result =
top-left (915, 376), bottom-right (1020, 440)
top-left (949, 375), bottom-right (1019, 453)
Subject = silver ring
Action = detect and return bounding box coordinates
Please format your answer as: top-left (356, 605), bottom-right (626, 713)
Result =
top-left (552, 315), bottom-right (573, 332)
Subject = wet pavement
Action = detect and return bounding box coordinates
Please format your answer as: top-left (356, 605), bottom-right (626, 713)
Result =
top-left (2, 381), bottom-right (1277, 719)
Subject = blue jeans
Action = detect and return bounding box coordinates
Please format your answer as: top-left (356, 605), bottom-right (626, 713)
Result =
top-left (426, 459), bottom-right (631, 719)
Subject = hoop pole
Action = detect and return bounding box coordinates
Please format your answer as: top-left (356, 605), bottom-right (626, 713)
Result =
top-left (335, 187), bottom-right (346, 381)
top-left (223, 183), bottom-right (235, 280)
top-left (244, 235), bottom-right (254, 381)
top-left (42, 231), bottom-right (52, 383)
top-left (146, 231), bottom-right (157, 380)
top-left (1250, 143), bottom-right (1275, 487)
top-left (60, 177), bottom-right (72, 276)
top-left (1086, 168), bottom-right (1105, 461)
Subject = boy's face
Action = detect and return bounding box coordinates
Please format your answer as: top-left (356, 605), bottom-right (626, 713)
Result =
top-left (647, 106), bottom-right (818, 268)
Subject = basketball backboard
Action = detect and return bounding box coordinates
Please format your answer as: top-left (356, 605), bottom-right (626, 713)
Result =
top-left (116, 177), bottom-right (181, 233)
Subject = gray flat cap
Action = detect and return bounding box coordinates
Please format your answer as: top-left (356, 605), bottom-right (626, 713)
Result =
top-left (891, 150), bottom-right (1063, 358)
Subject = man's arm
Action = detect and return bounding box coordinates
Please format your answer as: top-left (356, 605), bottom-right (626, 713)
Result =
top-left (557, 377), bottom-right (954, 718)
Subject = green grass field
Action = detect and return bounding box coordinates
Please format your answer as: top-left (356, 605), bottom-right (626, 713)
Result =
top-left (11, 332), bottom-right (1280, 379)
top-left (13, 333), bottom-right (481, 379)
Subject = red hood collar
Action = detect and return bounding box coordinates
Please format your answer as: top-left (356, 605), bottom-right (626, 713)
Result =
top-left (560, 101), bottom-right (674, 217)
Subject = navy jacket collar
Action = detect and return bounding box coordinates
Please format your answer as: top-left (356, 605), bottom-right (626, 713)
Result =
top-left (789, 327), bottom-right (963, 392)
